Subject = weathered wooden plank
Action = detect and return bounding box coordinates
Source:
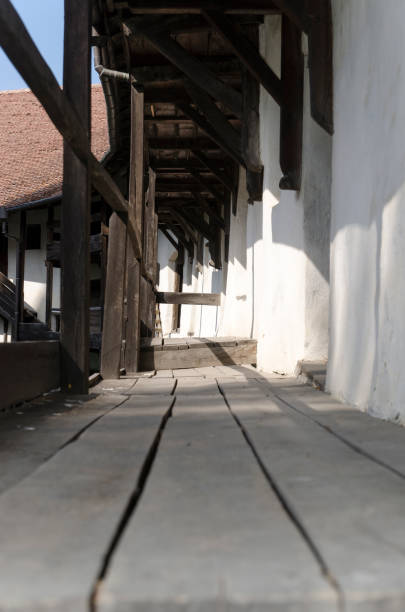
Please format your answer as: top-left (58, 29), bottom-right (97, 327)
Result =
top-left (0, 393), bottom-right (127, 495)
top-left (140, 339), bottom-right (257, 370)
top-left (101, 213), bottom-right (127, 379)
top-left (0, 341), bottom-right (60, 411)
top-left (124, 22), bottom-right (243, 117)
top-left (125, 86), bottom-right (144, 373)
top-left (156, 291), bottom-right (220, 305)
top-left (60, 0), bottom-right (91, 393)
top-left (279, 15), bottom-right (303, 191)
top-left (0, 0), bottom-right (141, 259)
top-left (0, 394), bottom-right (173, 611)
top-left (98, 394), bottom-right (336, 611)
top-left (219, 379), bottom-right (405, 609)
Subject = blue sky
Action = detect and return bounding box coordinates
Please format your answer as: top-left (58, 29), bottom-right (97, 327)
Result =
top-left (0, 0), bottom-right (99, 90)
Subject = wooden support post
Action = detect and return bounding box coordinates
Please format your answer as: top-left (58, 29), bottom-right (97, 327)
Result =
top-left (60, 0), bottom-right (91, 393)
top-left (279, 15), bottom-right (303, 190)
top-left (101, 212), bottom-right (127, 379)
top-left (242, 67), bottom-right (263, 202)
top-left (45, 206), bottom-right (54, 329)
top-left (307, 0), bottom-right (333, 134)
top-left (14, 210), bottom-right (26, 341)
top-left (125, 85), bottom-right (144, 373)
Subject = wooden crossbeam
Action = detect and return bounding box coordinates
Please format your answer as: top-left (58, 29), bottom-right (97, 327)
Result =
top-left (156, 291), bottom-right (220, 306)
top-left (124, 21), bottom-right (243, 117)
top-left (133, 57), bottom-right (240, 83)
top-left (180, 208), bottom-right (216, 241)
top-left (183, 80), bottom-right (244, 164)
top-left (192, 152), bottom-right (234, 193)
top-left (161, 228), bottom-right (179, 251)
top-left (202, 11), bottom-right (282, 106)
top-left (116, 1), bottom-right (278, 14)
top-left (188, 169), bottom-right (224, 203)
top-left (0, 0), bottom-right (141, 259)
top-left (177, 101), bottom-right (242, 166)
top-left (192, 192), bottom-right (225, 230)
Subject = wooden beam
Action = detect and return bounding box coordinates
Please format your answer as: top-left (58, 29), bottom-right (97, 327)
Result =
top-left (124, 21), bottom-right (243, 117)
top-left (101, 213), bottom-right (127, 379)
top-left (149, 137), bottom-right (219, 151)
top-left (192, 191), bottom-right (225, 230)
top-left (188, 170), bottom-right (224, 203)
top-left (269, 0), bottom-right (310, 32)
top-left (116, 1), bottom-right (278, 14)
top-left (0, 0), bottom-right (141, 259)
top-left (242, 67), bottom-right (263, 202)
top-left (202, 11), bottom-right (282, 106)
top-left (133, 57), bottom-right (240, 83)
top-left (177, 101), bottom-right (242, 166)
top-left (125, 86), bottom-right (145, 373)
top-left (182, 80), bottom-right (244, 164)
top-left (181, 208), bottom-right (216, 241)
top-left (279, 15), bottom-right (303, 190)
top-left (308, 0), bottom-right (333, 134)
top-left (156, 291), bottom-right (220, 306)
top-left (14, 210), bottom-right (26, 341)
top-left (161, 228), bottom-right (179, 252)
top-left (45, 206), bottom-right (54, 329)
top-left (60, 0), bottom-right (91, 393)
top-left (192, 152), bottom-right (234, 193)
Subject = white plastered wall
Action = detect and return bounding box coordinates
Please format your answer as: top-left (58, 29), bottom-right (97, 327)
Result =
top-left (8, 209), bottom-right (60, 324)
top-left (218, 16), bottom-right (331, 374)
top-left (327, 0), bottom-right (405, 422)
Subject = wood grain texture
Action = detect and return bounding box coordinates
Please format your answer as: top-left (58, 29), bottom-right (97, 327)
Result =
top-left (60, 0), bottom-right (91, 393)
top-left (156, 291), bottom-right (220, 305)
top-left (0, 341), bottom-right (60, 410)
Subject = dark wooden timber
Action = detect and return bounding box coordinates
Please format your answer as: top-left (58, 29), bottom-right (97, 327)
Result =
top-left (242, 67), bottom-right (263, 202)
top-left (117, 1), bottom-right (279, 13)
top-left (279, 15), bottom-right (303, 190)
top-left (308, 0), bottom-right (333, 134)
top-left (125, 85), bottom-right (145, 373)
top-left (14, 210), bottom-right (26, 341)
top-left (60, 0), bottom-right (91, 394)
top-left (0, 0), bottom-right (141, 260)
top-left (192, 152), bottom-right (234, 193)
top-left (124, 22), bottom-right (243, 117)
top-left (203, 11), bottom-right (282, 106)
top-left (45, 206), bottom-right (54, 329)
top-left (101, 213), bottom-right (127, 379)
top-left (0, 341), bottom-right (60, 411)
top-left (156, 292), bottom-right (220, 305)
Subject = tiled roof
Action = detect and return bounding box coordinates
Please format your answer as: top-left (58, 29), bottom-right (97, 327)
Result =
top-left (0, 84), bottom-right (109, 209)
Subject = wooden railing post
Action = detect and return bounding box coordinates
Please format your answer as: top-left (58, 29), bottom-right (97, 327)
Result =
top-left (60, 0), bottom-right (91, 393)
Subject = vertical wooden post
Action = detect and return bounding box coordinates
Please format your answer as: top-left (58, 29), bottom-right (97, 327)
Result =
top-left (14, 210), bottom-right (26, 341)
top-left (101, 211), bottom-right (127, 379)
top-left (125, 84), bottom-right (144, 373)
top-left (279, 15), bottom-right (304, 190)
top-left (45, 206), bottom-right (54, 329)
top-left (60, 0), bottom-right (91, 393)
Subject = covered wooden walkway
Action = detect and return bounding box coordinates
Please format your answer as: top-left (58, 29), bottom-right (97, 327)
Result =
top-left (1, 367), bottom-right (405, 611)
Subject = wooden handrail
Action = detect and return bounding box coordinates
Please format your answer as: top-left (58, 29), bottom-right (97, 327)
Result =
top-left (156, 292), bottom-right (221, 306)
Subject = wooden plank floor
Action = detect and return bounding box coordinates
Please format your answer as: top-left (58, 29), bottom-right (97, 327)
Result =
top-left (2, 367), bottom-right (405, 610)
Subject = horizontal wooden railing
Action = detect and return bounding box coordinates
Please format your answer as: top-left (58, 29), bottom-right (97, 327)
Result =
top-left (156, 292), bottom-right (221, 306)
top-left (0, 341), bottom-right (60, 410)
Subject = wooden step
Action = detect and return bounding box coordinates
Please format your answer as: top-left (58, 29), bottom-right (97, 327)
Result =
top-left (140, 336), bottom-right (257, 371)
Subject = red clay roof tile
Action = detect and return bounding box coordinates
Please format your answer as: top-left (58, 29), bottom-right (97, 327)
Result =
top-left (0, 84), bottom-right (109, 208)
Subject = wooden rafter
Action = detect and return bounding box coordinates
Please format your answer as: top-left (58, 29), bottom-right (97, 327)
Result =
top-left (202, 10), bottom-right (282, 106)
top-left (124, 21), bottom-right (243, 116)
